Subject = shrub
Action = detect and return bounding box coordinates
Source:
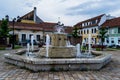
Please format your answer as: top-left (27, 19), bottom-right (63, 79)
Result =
top-left (92, 45), bottom-right (106, 49)
top-left (96, 48), bottom-right (101, 51)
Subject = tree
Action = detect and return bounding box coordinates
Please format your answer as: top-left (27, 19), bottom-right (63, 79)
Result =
top-left (98, 28), bottom-right (108, 51)
top-left (72, 27), bottom-right (79, 45)
top-left (0, 19), bottom-right (9, 37)
top-left (72, 27), bottom-right (79, 38)
top-left (0, 19), bottom-right (9, 45)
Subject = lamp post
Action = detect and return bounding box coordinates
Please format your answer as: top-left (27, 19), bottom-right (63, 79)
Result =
top-left (12, 18), bottom-right (16, 49)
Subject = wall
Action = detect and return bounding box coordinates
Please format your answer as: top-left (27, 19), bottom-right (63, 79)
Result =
top-left (9, 30), bottom-right (43, 43)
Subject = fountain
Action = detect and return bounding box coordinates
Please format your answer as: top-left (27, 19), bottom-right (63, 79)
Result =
top-left (4, 22), bottom-right (112, 71)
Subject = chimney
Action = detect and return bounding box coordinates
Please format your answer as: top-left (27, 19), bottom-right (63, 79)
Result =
top-left (34, 7), bottom-right (37, 23)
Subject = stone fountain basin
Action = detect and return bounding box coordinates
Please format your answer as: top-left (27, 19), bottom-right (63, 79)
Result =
top-left (4, 50), bottom-right (112, 71)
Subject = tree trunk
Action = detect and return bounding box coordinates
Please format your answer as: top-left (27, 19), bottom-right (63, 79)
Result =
top-left (101, 41), bottom-right (103, 51)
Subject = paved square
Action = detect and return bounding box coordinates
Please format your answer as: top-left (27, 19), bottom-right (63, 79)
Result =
top-left (0, 49), bottom-right (120, 80)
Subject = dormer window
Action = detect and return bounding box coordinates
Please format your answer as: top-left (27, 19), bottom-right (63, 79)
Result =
top-left (92, 20), bottom-right (96, 24)
top-left (96, 19), bottom-right (98, 23)
top-left (82, 23), bottom-right (84, 27)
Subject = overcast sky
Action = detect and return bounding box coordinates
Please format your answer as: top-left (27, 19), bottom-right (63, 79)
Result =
top-left (0, 0), bottom-right (120, 26)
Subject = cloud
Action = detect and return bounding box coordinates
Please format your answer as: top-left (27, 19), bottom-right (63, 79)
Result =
top-left (67, 0), bottom-right (120, 15)
top-left (0, 0), bottom-right (120, 26)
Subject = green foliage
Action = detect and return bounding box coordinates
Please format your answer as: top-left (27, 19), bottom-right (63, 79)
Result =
top-left (0, 19), bottom-right (9, 37)
top-left (81, 46), bottom-right (87, 52)
top-left (98, 28), bottom-right (108, 50)
top-left (72, 27), bottom-right (79, 38)
top-left (14, 45), bottom-right (22, 49)
top-left (96, 48), bottom-right (101, 51)
top-left (98, 28), bottom-right (108, 43)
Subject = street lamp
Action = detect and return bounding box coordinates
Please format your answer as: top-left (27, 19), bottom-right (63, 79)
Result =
top-left (12, 18), bottom-right (16, 49)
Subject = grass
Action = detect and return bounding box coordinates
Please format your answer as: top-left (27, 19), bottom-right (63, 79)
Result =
top-left (105, 48), bottom-right (120, 51)
top-left (14, 45), bottom-right (22, 49)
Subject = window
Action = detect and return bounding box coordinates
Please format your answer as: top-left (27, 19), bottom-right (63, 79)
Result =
top-left (92, 29), bottom-right (93, 33)
top-left (94, 28), bottom-right (97, 33)
top-left (29, 34), bottom-right (33, 40)
top-left (84, 38), bottom-right (86, 42)
top-left (84, 30), bottom-right (86, 34)
top-left (111, 40), bottom-right (114, 43)
top-left (111, 29), bottom-right (114, 34)
top-left (111, 38), bottom-right (114, 43)
top-left (118, 38), bottom-right (120, 44)
top-left (107, 40), bottom-right (109, 43)
top-left (82, 23), bottom-right (84, 27)
top-left (81, 30), bottom-right (83, 34)
top-left (92, 20), bottom-right (95, 24)
top-left (96, 19), bottom-right (98, 23)
top-left (22, 34), bottom-right (26, 41)
top-left (36, 35), bottom-right (40, 41)
top-left (118, 28), bottom-right (120, 33)
top-left (87, 29), bottom-right (89, 34)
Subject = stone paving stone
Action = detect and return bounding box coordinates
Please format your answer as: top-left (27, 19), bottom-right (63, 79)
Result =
top-left (58, 72), bottom-right (65, 80)
top-left (77, 72), bottom-right (85, 80)
top-left (53, 72), bottom-right (60, 80)
top-left (48, 72), bottom-right (54, 80)
top-left (0, 49), bottom-right (120, 80)
top-left (63, 72), bottom-right (71, 80)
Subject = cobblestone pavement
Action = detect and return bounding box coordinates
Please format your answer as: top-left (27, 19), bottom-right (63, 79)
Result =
top-left (0, 49), bottom-right (120, 80)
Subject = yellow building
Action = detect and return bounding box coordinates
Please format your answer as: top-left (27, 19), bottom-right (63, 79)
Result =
top-left (74, 14), bottom-right (106, 45)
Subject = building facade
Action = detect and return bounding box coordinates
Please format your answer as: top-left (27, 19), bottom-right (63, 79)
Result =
top-left (74, 14), bottom-right (107, 45)
top-left (102, 17), bottom-right (120, 46)
top-left (4, 7), bottom-right (72, 45)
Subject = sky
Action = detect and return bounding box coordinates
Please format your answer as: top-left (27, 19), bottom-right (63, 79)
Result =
top-left (0, 0), bottom-right (120, 26)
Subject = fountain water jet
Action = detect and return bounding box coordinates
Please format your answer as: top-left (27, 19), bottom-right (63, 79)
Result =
top-left (26, 35), bottom-right (35, 57)
top-left (46, 34), bottom-right (50, 58)
top-left (88, 33), bottom-right (91, 55)
top-left (76, 43), bottom-right (81, 57)
top-left (31, 35), bottom-right (34, 51)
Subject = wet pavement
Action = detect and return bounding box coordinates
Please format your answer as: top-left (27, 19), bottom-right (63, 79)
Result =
top-left (0, 49), bottom-right (120, 80)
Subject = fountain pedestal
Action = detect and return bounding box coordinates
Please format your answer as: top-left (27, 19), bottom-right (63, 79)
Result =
top-left (51, 34), bottom-right (67, 46)
top-left (39, 33), bottom-right (76, 58)
top-left (40, 46), bottom-right (76, 58)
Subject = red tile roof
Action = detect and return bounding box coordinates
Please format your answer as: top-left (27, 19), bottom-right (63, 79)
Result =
top-left (102, 17), bottom-right (120, 28)
top-left (9, 22), bottom-right (56, 31)
top-left (65, 27), bottom-right (73, 33)
top-left (1, 20), bottom-right (72, 33)
top-left (74, 14), bottom-right (105, 28)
